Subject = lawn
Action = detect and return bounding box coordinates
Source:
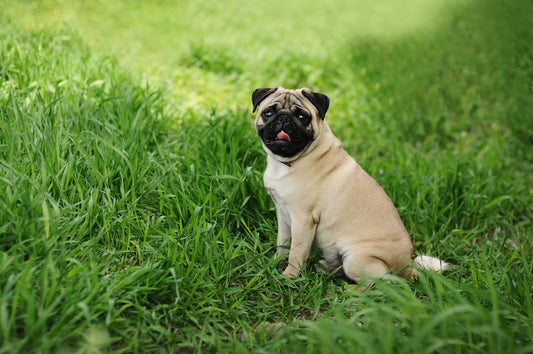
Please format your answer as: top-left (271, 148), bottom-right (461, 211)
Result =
top-left (0, 0), bottom-right (532, 352)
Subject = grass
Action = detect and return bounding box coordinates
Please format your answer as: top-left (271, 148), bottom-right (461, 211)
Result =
top-left (0, 0), bottom-right (532, 352)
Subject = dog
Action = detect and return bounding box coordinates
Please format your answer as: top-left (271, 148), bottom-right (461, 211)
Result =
top-left (252, 86), bottom-right (447, 284)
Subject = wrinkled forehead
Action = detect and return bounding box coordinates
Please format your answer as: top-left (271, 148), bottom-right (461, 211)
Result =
top-left (267, 90), bottom-right (308, 110)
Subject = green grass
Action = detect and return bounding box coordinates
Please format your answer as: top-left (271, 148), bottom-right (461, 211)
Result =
top-left (1, 0), bottom-right (532, 352)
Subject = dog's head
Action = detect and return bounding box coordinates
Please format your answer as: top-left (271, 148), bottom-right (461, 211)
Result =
top-left (252, 87), bottom-right (330, 159)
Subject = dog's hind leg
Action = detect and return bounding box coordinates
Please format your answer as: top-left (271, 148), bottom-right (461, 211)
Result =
top-left (342, 254), bottom-right (389, 286)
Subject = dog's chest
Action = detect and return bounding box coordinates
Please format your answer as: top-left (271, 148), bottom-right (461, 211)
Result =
top-left (266, 187), bottom-right (292, 225)
top-left (264, 163), bottom-right (294, 224)
top-left (263, 159), bottom-right (291, 191)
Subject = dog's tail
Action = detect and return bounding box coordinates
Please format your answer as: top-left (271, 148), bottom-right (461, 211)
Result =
top-left (413, 255), bottom-right (449, 273)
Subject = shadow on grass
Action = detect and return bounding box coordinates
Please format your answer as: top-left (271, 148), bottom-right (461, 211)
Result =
top-left (341, 0), bottom-right (532, 157)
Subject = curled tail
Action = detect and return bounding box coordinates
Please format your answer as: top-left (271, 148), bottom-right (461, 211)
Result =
top-left (413, 255), bottom-right (449, 274)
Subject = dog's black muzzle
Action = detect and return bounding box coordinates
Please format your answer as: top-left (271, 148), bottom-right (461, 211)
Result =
top-left (257, 110), bottom-right (314, 158)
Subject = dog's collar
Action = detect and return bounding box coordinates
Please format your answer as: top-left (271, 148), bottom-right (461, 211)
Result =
top-left (281, 161), bottom-right (292, 167)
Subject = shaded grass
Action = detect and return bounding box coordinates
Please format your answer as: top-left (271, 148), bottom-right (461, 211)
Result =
top-left (340, 0), bottom-right (533, 158)
top-left (0, 0), bottom-right (532, 353)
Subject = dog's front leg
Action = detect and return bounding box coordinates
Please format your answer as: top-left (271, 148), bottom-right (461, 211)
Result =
top-left (282, 215), bottom-right (316, 278)
top-left (275, 211), bottom-right (291, 259)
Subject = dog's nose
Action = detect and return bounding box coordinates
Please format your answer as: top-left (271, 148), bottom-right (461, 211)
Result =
top-left (278, 114), bottom-right (291, 125)
top-left (275, 114), bottom-right (290, 130)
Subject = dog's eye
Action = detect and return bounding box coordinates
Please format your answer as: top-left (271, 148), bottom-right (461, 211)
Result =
top-left (295, 111), bottom-right (311, 125)
top-left (262, 111), bottom-right (274, 120)
top-left (297, 113), bottom-right (309, 121)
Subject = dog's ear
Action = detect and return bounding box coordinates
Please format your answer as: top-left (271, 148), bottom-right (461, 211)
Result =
top-left (252, 87), bottom-right (277, 113)
top-left (302, 88), bottom-right (330, 120)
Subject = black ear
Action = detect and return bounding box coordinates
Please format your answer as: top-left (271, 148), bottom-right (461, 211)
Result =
top-left (302, 89), bottom-right (330, 120)
top-left (252, 87), bottom-right (277, 113)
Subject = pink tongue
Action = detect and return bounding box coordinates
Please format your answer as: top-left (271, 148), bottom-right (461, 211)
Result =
top-left (276, 130), bottom-right (291, 142)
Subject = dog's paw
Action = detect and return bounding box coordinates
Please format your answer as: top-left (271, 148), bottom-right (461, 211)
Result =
top-left (282, 266), bottom-right (300, 278)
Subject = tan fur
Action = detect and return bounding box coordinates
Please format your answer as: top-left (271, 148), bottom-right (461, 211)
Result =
top-left (255, 87), bottom-right (415, 283)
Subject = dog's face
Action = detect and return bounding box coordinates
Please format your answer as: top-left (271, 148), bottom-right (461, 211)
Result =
top-left (252, 87), bottom-right (330, 158)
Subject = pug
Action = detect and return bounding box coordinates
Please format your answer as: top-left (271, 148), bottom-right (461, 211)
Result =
top-left (252, 86), bottom-right (447, 284)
